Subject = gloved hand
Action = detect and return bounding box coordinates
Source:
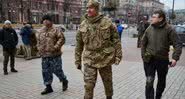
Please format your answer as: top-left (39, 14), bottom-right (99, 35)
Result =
top-left (76, 65), bottom-right (82, 70)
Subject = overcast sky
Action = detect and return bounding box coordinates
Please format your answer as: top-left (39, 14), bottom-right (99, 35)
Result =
top-left (160, 0), bottom-right (185, 9)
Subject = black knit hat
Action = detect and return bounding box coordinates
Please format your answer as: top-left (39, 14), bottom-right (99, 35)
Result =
top-left (42, 14), bottom-right (52, 22)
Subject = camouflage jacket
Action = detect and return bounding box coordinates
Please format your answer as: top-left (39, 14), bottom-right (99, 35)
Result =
top-left (75, 14), bottom-right (122, 68)
top-left (37, 26), bottom-right (65, 57)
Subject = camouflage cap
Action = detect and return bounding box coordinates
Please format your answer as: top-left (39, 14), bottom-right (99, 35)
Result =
top-left (87, 0), bottom-right (100, 11)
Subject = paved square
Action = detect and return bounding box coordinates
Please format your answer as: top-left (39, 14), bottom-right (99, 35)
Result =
top-left (0, 39), bottom-right (185, 99)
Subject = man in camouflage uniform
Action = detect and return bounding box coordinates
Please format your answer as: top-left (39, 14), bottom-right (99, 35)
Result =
top-left (75, 0), bottom-right (122, 99)
top-left (37, 15), bottom-right (68, 95)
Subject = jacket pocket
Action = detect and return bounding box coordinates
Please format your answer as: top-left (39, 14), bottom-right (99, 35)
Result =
top-left (103, 47), bottom-right (115, 54)
top-left (101, 28), bottom-right (111, 40)
top-left (45, 38), bottom-right (56, 52)
top-left (81, 32), bottom-right (88, 44)
top-left (79, 26), bottom-right (88, 44)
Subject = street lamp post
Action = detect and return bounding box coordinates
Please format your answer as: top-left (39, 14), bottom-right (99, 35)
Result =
top-left (171, 0), bottom-right (175, 23)
top-left (20, 0), bottom-right (24, 23)
top-left (8, 10), bottom-right (12, 21)
top-left (27, 0), bottom-right (32, 23)
top-left (0, 0), bottom-right (2, 20)
top-left (82, 0), bottom-right (87, 15)
top-left (0, 0), bottom-right (4, 22)
top-left (51, 0), bottom-right (57, 23)
top-left (12, 10), bottom-right (15, 23)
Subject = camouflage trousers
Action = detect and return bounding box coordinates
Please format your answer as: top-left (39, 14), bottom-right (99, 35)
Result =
top-left (42, 56), bottom-right (67, 85)
top-left (84, 65), bottom-right (113, 99)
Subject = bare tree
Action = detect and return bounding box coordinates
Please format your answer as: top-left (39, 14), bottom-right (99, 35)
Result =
top-left (102, 0), bottom-right (118, 17)
top-left (63, 0), bottom-right (71, 25)
top-left (0, 0), bottom-right (5, 22)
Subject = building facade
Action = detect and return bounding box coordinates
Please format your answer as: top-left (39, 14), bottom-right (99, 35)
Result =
top-left (0, 0), bottom-right (82, 24)
top-left (81, 0), bottom-right (164, 24)
top-left (138, 0), bottom-right (164, 16)
top-left (81, 0), bottom-right (119, 17)
top-left (117, 0), bottom-right (164, 24)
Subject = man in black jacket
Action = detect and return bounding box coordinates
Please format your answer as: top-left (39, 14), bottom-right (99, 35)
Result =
top-left (0, 20), bottom-right (18, 75)
top-left (141, 10), bottom-right (182, 99)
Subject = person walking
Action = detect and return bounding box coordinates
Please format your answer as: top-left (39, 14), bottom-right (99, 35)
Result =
top-left (20, 23), bottom-right (32, 60)
top-left (75, 0), bottom-right (122, 99)
top-left (141, 10), bottom-right (182, 99)
top-left (37, 15), bottom-right (68, 95)
top-left (0, 20), bottom-right (18, 75)
top-left (115, 20), bottom-right (124, 40)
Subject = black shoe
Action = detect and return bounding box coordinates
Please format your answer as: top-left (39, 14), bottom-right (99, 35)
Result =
top-left (106, 96), bottom-right (112, 99)
top-left (156, 95), bottom-right (162, 99)
top-left (41, 85), bottom-right (53, 95)
top-left (63, 80), bottom-right (68, 91)
top-left (4, 71), bottom-right (8, 75)
top-left (11, 69), bottom-right (18, 72)
top-left (4, 69), bottom-right (8, 75)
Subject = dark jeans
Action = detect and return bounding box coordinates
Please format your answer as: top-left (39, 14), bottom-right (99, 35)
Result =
top-left (137, 35), bottom-right (142, 48)
top-left (3, 48), bottom-right (16, 71)
top-left (144, 59), bottom-right (169, 99)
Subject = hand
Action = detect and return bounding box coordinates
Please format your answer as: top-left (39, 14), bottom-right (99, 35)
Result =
top-left (44, 46), bottom-right (56, 52)
top-left (169, 59), bottom-right (177, 67)
top-left (114, 58), bottom-right (121, 65)
top-left (76, 65), bottom-right (82, 70)
top-left (49, 47), bottom-right (56, 52)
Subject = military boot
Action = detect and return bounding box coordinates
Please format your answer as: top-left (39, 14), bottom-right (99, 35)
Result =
top-left (63, 80), bottom-right (68, 91)
top-left (3, 62), bottom-right (8, 75)
top-left (11, 68), bottom-right (18, 72)
top-left (41, 84), bottom-right (53, 95)
top-left (84, 96), bottom-right (93, 99)
top-left (156, 94), bottom-right (162, 99)
top-left (106, 96), bottom-right (112, 99)
top-left (3, 69), bottom-right (8, 75)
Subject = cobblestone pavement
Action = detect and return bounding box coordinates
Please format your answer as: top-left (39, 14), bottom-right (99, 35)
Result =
top-left (0, 31), bottom-right (185, 99)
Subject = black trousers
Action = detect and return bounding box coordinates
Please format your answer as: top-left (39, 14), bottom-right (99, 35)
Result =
top-left (3, 48), bottom-right (16, 71)
top-left (144, 59), bottom-right (169, 99)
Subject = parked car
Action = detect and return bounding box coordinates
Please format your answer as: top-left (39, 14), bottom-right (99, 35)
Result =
top-left (174, 26), bottom-right (185, 45)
